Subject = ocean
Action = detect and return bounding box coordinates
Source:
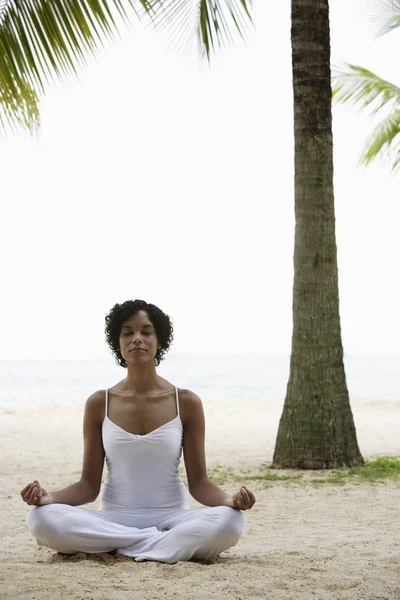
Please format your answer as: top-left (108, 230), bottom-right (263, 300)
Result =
top-left (0, 354), bottom-right (399, 405)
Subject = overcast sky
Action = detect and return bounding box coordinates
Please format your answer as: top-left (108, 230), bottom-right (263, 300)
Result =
top-left (1, 0), bottom-right (399, 360)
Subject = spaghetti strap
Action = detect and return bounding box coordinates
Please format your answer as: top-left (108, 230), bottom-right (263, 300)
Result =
top-left (175, 387), bottom-right (180, 417)
top-left (105, 389), bottom-right (109, 417)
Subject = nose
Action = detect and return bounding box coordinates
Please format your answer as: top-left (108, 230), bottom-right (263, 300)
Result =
top-left (133, 332), bottom-right (143, 345)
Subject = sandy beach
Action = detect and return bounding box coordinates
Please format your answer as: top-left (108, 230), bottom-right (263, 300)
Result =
top-left (1, 398), bottom-right (399, 600)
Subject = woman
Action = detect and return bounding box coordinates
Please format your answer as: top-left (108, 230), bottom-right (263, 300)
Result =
top-left (21, 299), bottom-right (256, 563)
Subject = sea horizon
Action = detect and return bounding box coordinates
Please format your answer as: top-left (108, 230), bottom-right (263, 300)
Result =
top-left (1, 353), bottom-right (399, 405)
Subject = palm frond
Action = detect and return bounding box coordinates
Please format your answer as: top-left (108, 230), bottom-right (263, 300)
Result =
top-left (0, 0), bottom-right (154, 94)
top-left (366, 0), bottom-right (400, 36)
top-left (0, 72), bottom-right (40, 133)
top-left (0, 0), bottom-right (7, 21)
top-left (0, 0), bottom-right (253, 133)
top-left (361, 109), bottom-right (400, 171)
top-left (0, 0), bottom-right (157, 133)
top-left (332, 63), bottom-right (400, 115)
top-left (144, 0), bottom-right (253, 61)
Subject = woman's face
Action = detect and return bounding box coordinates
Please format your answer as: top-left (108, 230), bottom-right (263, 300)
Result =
top-left (119, 311), bottom-right (159, 365)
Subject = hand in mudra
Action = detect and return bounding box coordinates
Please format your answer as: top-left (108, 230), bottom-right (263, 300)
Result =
top-left (227, 485), bottom-right (256, 511)
top-left (21, 480), bottom-right (50, 506)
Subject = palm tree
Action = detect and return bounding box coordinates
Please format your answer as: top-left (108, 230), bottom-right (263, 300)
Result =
top-left (0, 0), bottom-right (252, 132)
top-left (332, 0), bottom-right (400, 172)
top-left (1, 0), bottom-right (363, 468)
top-left (271, 0), bottom-right (363, 468)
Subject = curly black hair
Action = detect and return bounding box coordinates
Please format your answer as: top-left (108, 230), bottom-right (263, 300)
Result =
top-left (105, 300), bottom-right (174, 368)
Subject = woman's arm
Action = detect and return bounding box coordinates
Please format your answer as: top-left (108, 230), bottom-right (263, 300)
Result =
top-left (181, 390), bottom-right (255, 510)
top-left (21, 391), bottom-right (105, 507)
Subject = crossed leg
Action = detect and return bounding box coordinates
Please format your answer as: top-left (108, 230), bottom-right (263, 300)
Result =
top-left (27, 504), bottom-right (244, 563)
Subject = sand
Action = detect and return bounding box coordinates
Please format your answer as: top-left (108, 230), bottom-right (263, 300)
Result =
top-left (1, 398), bottom-right (399, 600)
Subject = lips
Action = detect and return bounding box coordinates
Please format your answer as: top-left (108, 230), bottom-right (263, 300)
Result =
top-left (130, 347), bottom-right (146, 353)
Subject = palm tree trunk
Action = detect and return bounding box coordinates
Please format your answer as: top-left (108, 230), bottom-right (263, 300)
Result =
top-left (272, 0), bottom-right (364, 469)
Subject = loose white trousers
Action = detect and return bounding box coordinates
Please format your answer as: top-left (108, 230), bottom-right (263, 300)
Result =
top-left (27, 504), bottom-right (244, 563)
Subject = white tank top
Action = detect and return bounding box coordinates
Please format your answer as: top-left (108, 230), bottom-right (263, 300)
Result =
top-left (100, 387), bottom-right (188, 510)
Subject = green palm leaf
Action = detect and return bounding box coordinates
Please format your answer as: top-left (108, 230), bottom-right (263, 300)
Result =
top-left (366, 0), bottom-right (400, 36)
top-left (362, 109), bottom-right (400, 170)
top-left (332, 63), bottom-right (400, 172)
top-left (332, 63), bottom-right (400, 114)
top-left (0, 69), bottom-right (39, 132)
top-left (148, 0), bottom-right (253, 60)
top-left (0, 0), bottom-right (156, 90)
top-left (0, 0), bottom-right (152, 133)
top-left (0, 0), bottom-right (253, 134)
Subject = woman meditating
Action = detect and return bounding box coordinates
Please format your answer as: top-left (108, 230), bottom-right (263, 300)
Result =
top-left (21, 300), bottom-right (256, 563)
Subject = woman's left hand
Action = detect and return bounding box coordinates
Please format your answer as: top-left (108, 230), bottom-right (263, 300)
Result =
top-left (224, 485), bottom-right (256, 511)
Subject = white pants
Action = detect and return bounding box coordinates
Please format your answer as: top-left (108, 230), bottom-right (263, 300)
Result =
top-left (27, 504), bottom-right (244, 563)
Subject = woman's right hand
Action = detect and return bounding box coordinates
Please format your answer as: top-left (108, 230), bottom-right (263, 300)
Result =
top-left (20, 480), bottom-right (51, 506)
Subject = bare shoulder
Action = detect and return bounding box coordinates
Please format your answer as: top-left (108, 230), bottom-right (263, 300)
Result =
top-left (84, 390), bottom-right (106, 422)
top-left (178, 388), bottom-right (202, 407)
top-left (178, 389), bottom-right (204, 425)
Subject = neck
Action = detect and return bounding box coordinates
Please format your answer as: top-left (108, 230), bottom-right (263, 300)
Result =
top-left (123, 362), bottom-right (160, 393)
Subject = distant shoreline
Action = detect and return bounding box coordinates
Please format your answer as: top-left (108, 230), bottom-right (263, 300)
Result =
top-left (1, 355), bottom-right (400, 403)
